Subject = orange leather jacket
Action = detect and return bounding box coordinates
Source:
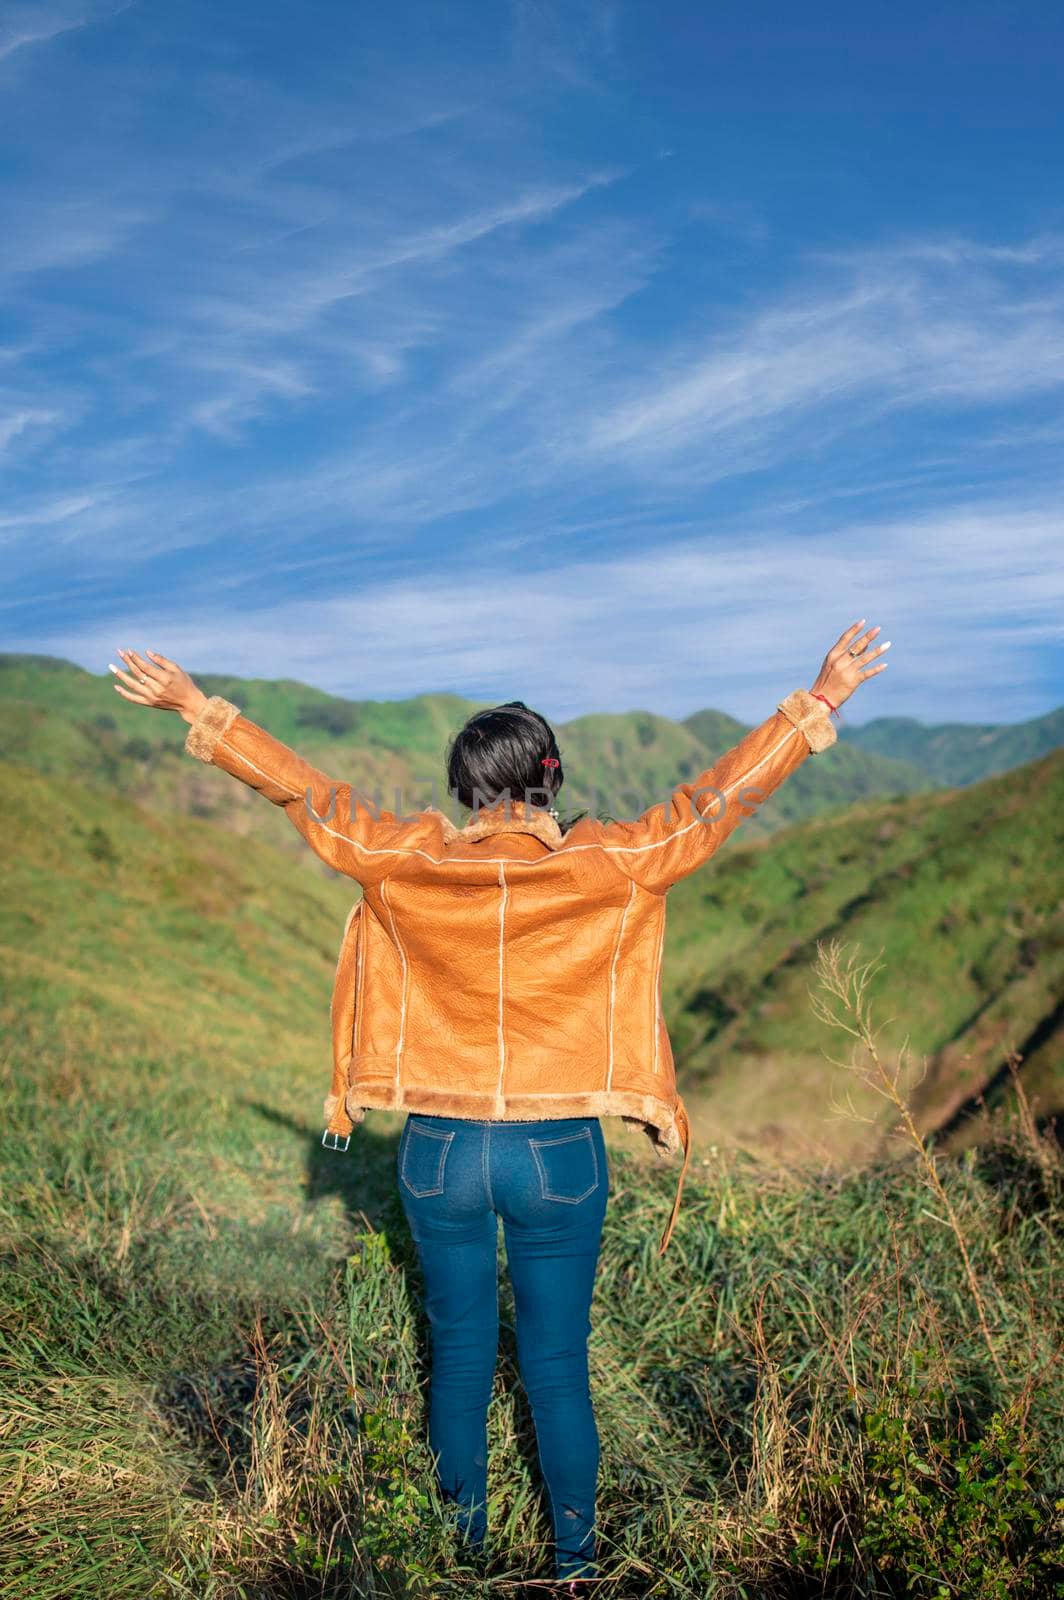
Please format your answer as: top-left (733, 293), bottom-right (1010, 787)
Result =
top-left (184, 687), bottom-right (837, 1253)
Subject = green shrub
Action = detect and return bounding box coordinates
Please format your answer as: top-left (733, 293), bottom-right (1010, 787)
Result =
top-left (857, 1387), bottom-right (1063, 1599)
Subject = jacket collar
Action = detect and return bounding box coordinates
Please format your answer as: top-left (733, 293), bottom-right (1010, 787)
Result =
top-left (430, 799), bottom-right (564, 850)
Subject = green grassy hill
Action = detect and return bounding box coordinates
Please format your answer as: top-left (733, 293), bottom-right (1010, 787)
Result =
top-left (837, 705), bottom-right (1064, 785)
top-left (556, 705), bottom-right (935, 831)
top-left (666, 747), bottom-right (1064, 1161)
top-left (682, 699), bottom-right (1064, 788)
top-left (0, 750), bottom-right (358, 1110)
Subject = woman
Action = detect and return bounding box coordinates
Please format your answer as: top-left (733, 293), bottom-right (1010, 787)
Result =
top-left (109, 620), bottom-right (888, 1592)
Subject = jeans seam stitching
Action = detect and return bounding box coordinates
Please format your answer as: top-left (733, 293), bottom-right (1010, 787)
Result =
top-left (541, 1469), bottom-right (562, 1575)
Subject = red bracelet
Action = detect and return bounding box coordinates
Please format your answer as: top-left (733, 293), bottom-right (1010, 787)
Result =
top-left (810, 691), bottom-right (841, 718)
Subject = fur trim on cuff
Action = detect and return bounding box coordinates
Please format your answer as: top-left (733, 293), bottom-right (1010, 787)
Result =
top-left (342, 1090), bottom-right (368, 1125)
top-left (323, 1092), bottom-right (355, 1137)
top-left (184, 695), bottom-right (242, 764)
top-left (776, 687), bottom-right (838, 753)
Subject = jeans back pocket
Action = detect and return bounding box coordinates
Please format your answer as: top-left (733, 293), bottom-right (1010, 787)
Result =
top-left (528, 1126), bottom-right (599, 1204)
top-left (400, 1121), bottom-right (455, 1197)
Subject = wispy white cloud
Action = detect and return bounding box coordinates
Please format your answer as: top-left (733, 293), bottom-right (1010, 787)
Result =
top-left (0, 195), bottom-right (154, 283)
top-left (23, 495), bottom-right (1064, 725)
top-left (180, 355), bottom-right (316, 443)
top-left (4, 216), bottom-right (1064, 590)
top-left (4, 0), bottom-right (1061, 514)
top-left (577, 239), bottom-right (1064, 475)
top-left (0, 0), bottom-right (133, 64)
top-left (507, 0), bottom-right (624, 94)
top-left (0, 490), bottom-right (102, 531)
top-left (0, 404), bottom-right (63, 454)
top-left (178, 172), bottom-right (624, 343)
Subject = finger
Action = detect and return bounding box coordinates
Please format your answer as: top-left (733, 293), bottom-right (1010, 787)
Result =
top-left (120, 647), bottom-right (166, 684)
top-left (838, 623), bottom-right (881, 660)
top-left (860, 661), bottom-right (888, 677)
top-left (863, 638), bottom-right (891, 661)
top-left (113, 682), bottom-right (154, 704)
top-left (828, 619), bottom-right (868, 658)
top-left (146, 649), bottom-right (176, 669)
top-left (109, 660), bottom-right (146, 690)
top-left (116, 652), bottom-right (165, 697)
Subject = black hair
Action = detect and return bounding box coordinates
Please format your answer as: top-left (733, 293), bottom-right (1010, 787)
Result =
top-left (446, 700), bottom-right (564, 817)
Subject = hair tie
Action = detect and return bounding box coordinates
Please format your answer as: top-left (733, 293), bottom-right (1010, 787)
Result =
top-left (541, 756), bottom-right (559, 768)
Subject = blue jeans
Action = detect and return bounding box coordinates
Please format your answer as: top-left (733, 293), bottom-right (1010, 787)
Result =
top-left (396, 1113), bottom-right (609, 1582)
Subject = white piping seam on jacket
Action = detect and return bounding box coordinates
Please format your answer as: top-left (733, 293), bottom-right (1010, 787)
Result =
top-left (606, 879), bottom-right (637, 1094)
top-left (334, 900), bottom-right (359, 985)
top-left (216, 723), bottom-right (800, 868)
top-left (380, 880), bottom-right (408, 1094)
top-left (495, 862), bottom-right (508, 1102)
top-left (332, 900), bottom-right (360, 1058)
top-left (354, 900), bottom-right (366, 1054)
top-left (651, 905), bottom-right (666, 1076)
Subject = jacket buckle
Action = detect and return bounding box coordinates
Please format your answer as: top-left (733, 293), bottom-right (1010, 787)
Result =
top-left (321, 1129), bottom-right (350, 1152)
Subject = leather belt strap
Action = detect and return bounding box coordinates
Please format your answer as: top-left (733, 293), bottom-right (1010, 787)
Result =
top-left (657, 1093), bottom-right (692, 1256)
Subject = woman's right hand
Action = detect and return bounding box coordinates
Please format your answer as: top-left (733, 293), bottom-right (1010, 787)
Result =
top-left (109, 647), bottom-right (208, 723)
top-left (810, 620), bottom-right (891, 711)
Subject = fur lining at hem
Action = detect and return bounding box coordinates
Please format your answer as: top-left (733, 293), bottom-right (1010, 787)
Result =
top-left (776, 687), bottom-right (837, 753)
top-left (339, 1079), bottom-right (685, 1157)
top-left (185, 695), bottom-right (243, 763)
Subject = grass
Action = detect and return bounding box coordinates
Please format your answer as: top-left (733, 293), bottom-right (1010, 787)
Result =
top-left (3, 922), bottom-right (1063, 1597)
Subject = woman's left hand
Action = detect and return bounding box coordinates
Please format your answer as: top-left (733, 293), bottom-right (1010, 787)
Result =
top-left (109, 648), bottom-right (207, 723)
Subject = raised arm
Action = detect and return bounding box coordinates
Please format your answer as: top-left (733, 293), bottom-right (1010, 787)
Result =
top-left (108, 647), bottom-right (407, 884)
top-left (566, 620), bottom-right (890, 895)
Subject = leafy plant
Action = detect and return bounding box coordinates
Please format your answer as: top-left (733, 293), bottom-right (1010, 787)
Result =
top-left (356, 1409), bottom-right (433, 1567)
top-left (857, 1387), bottom-right (1064, 1598)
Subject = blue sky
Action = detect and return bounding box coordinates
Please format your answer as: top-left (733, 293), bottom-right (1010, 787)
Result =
top-left (3, 0), bottom-right (1063, 726)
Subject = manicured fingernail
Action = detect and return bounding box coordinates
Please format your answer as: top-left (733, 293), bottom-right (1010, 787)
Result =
top-left (857, 617), bottom-right (866, 625)
top-left (108, 663), bottom-right (118, 673)
top-left (882, 640), bottom-right (891, 649)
